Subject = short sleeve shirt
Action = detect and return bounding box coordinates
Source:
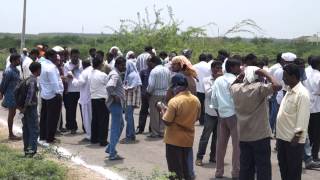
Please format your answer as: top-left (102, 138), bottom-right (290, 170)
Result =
top-left (231, 82), bottom-right (274, 141)
top-left (162, 91), bottom-right (201, 147)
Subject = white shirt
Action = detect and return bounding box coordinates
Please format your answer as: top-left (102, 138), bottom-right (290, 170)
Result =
top-left (72, 66), bottom-right (93, 105)
top-left (193, 61), bottom-right (211, 93)
top-left (269, 63), bottom-right (282, 77)
top-left (274, 67), bottom-right (286, 104)
top-left (304, 68), bottom-right (320, 113)
top-left (211, 73), bottom-right (236, 118)
top-left (203, 76), bottom-right (217, 116)
top-left (39, 58), bottom-right (64, 100)
top-left (22, 56), bottom-right (33, 78)
top-left (305, 65), bottom-right (313, 78)
top-left (136, 52), bottom-right (151, 72)
top-left (64, 60), bottom-right (83, 92)
top-left (90, 69), bottom-right (109, 99)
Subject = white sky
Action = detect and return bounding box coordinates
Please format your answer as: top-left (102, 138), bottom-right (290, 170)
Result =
top-left (0, 0), bottom-right (319, 39)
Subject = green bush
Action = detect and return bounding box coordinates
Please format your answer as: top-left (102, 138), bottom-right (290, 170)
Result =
top-left (0, 144), bottom-right (66, 180)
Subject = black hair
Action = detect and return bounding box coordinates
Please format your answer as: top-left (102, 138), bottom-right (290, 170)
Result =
top-left (256, 60), bottom-right (265, 69)
top-left (115, 56), bottom-right (126, 66)
top-left (82, 59), bottom-right (91, 69)
top-left (30, 49), bottom-right (39, 56)
top-left (199, 53), bottom-right (207, 62)
top-left (261, 56), bottom-right (269, 66)
top-left (310, 56), bottom-right (320, 69)
top-left (231, 54), bottom-right (242, 61)
top-left (144, 46), bottom-right (153, 52)
top-left (276, 53), bottom-right (282, 63)
top-left (149, 56), bottom-right (162, 65)
top-left (218, 49), bottom-right (230, 58)
top-left (283, 63), bottom-right (300, 80)
top-left (159, 51), bottom-right (168, 59)
top-left (96, 50), bottom-right (104, 57)
top-left (244, 53), bottom-right (257, 66)
top-left (45, 49), bottom-right (57, 60)
top-left (307, 55), bottom-right (314, 65)
top-left (29, 61), bottom-right (41, 73)
top-left (70, 49), bottom-right (80, 55)
top-left (9, 48), bottom-right (17, 54)
top-left (294, 58), bottom-right (305, 66)
top-left (9, 53), bottom-right (21, 63)
top-left (207, 54), bottom-right (213, 61)
top-left (89, 48), bottom-right (96, 54)
top-left (92, 57), bottom-right (103, 69)
top-left (225, 58), bottom-right (241, 73)
top-left (211, 61), bottom-right (222, 69)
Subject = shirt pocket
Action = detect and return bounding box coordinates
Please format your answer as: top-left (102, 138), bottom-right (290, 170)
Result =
top-left (284, 99), bottom-right (297, 114)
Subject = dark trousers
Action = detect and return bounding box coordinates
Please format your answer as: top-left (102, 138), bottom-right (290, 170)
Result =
top-left (79, 104), bottom-right (86, 133)
top-left (40, 95), bottom-right (62, 142)
top-left (277, 139), bottom-right (304, 180)
top-left (138, 95), bottom-right (149, 132)
top-left (239, 138), bottom-right (271, 180)
top-left (196, 114), bottom-right (218, 160)
top-left (166, 144), bottom-right (192, 180)
top-left (308, 112), bottom-right (320, 160)
top-left (63, 92), bottom-right (80, 130)
top-left (196, 92), bottom-right (205, 125)
top-left (91, 99), bottom-right (109, 144)
top-left (22, 105), bottom-right (39, 153)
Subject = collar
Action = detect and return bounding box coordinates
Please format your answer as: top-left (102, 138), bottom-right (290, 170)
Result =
top-left (289, 82), bottom-right (302, 93)
top-left (176, 90), bottom-right (191, 96)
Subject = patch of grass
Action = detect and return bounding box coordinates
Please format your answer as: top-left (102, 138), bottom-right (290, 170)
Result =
top-left (0, 144), bottom-right (66, 180)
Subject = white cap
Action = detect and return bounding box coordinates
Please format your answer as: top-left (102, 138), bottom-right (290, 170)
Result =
top-left (281, 52), bottom-right (297, 62)
top-left (52, 46), bottom-right (64, 53)
top-left (22, 48), bottom-right (28, 51)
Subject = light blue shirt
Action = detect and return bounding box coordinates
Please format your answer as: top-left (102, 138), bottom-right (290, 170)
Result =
top-left (211, 72), bottom-right (236, 118)
top-left (39, 58), bottom-right (64, 100)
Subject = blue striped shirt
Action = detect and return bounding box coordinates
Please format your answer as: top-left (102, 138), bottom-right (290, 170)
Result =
top-left (147, 65), bottom-right (170, 96)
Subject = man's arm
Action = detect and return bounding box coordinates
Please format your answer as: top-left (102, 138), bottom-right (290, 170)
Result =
top-left (146, 71), bottom-right (155, 94)
top-left (255, 69), bottom-right (282, 92)
top-left (292, 94), bottom-right (310, 144)
top-left (162, 101), bottom-right (176, 126)
top-left (24, 79), bottom-right (36, 108)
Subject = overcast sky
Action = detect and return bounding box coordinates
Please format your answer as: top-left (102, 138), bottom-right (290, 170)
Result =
top-left (1, 0), bottom-right (319, 39)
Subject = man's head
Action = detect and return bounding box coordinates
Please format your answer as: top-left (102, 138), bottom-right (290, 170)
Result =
top-left (217, 49), bottom-right (229, 62)
top-left (169, 51), bottom-right (177, 61)
top-left (70, 49), bottom-right (80, 65)
top-left (199, 53), bottom-right (207, 62)
top-left (281, 52), bottom-right (296, 66)
top-left (211, 61), bottom-right (222, 76)
top-left (110, 46), bottom-right (120, 57)
top-left (29, 61), bottom-right (41, 77)
top-left (115, 56), bottom-right (126, 73)
top-left (82, 59), bottom-right (91, 69)
top-left (92, 57), bottom-right (103, 69)
top-left (207, 54), bottom-right (213, 61)
top-left (171, 73), bottom-right (189, 95)
top-left (22, 48), bottom-right (28, 56)
top-left (9, 53), bottom-right (21, 66)
top-left (307, 55), bottom-right (314, 66)
top-left (96, 50), bottom-right (105, 61)
top-left (144, 46), bottom-right (153, 53)
top-left (149, 56), bottom-right (162, 69)
top-left (276, 53), bottom-right (283, 64)
top-left (45, 49), bottom-right (58, 64)
top-left (9, 48), bottom-right (17, 54)
top-left (243, 53), bottom-right (257, 66)
top-left (159, 51), bottom-right (168, 60)
top-left (283, 64), bottom-right (300, 88)
top-left (311, 56), bottom-right (320, 71)
top-left (29, 49), bottom-right (39, 61)
top-left (225, 58), bottom-right (241, 75)
top-left (89, 48), bottom-right (96, 58)
top-left (182, 49), bottom-right (192, 59)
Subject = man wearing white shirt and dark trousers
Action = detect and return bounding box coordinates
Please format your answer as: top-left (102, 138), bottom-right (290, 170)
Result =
top-left (39, 49), bottom-right (64, 143)
top-left (277, 64), bottom-right (310, 180)
top-left (63, 49), bottom-right (83, 134)
top-left (193, 53), bottom-right (211, 125)
top-left (90, 57), bottom-right (109, 146)
top-left (196, 61), bottom-right (222, 166)
top-left (304, 56), bottom-right (320, 162)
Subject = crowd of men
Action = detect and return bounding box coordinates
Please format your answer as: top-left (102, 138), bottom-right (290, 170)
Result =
top-left (1, 44), bottom-right (320, 180)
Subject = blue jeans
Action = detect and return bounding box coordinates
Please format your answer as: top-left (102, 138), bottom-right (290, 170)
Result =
top-left (304, 135), bottom-right (313, 163)
top-left (269, 93), bottom-right (279, 133)
top-left (106, 102), bottom-right (124, 158)
top-left (22, 106), bottom-right (39, 153)
top-left (187, 149), bottom-right (195, 177)
top-left (125, 105), bottom-right (135, 140)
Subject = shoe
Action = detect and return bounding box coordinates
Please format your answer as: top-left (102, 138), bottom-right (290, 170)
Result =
top-left (100, 141), bottom-right (109, 146)
top-left (195, 159), bottom-right (203, 166)
top-left (306, 160), bottom-right (320, 169)
top-left (9, 135), bottom-right (22, 141)
top-left (215, 175), bottom-right (224, 179)
top-left (109, 154), bottom-right (124, 161)
top-left (313, 158), bottom-right (320, 162)
top-left (232, 177), bottom-right (239, 180)
top-left (135, 128), bottom-right (143, 135)
top-left (147, 134), bottom-right (160, 138)
top-left (209, 158), bottom-right (216, 163)
top-left (59, 128), bottom-right (68, 133)
top-left (70, 130), bottom-right (77, 134)
top-left (119, 138), bottom-right (137, 144)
